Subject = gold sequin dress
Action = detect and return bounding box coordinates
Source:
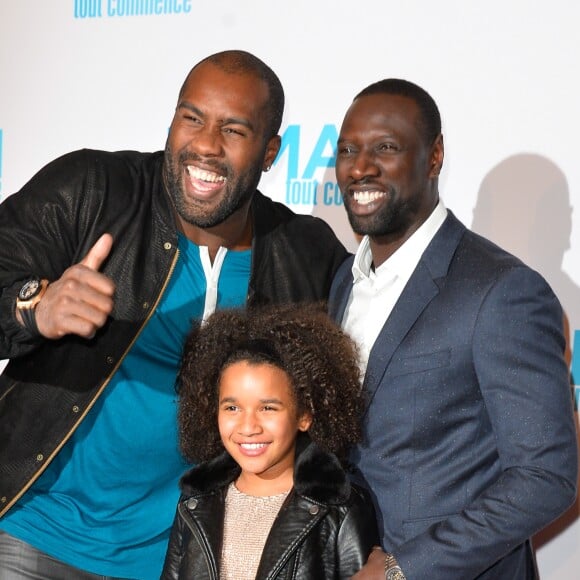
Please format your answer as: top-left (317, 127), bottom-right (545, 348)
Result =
top-left (219, 482), bottom-right (289, 580)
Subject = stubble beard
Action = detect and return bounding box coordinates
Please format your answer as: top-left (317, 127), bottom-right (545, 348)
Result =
top-left (343, 186), bottom-right (404, 237)
top-left (163, 145), bottom-right (263, 229)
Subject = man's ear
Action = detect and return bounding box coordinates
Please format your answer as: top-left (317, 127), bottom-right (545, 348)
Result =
top-left (263, 135), bottom-right (281, 172)
top-left (429, 134), bottom-right (444, 178)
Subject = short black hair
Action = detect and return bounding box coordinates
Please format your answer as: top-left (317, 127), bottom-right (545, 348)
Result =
top-left (177, 303), bottom-right (364, 465)
top-left (356, 78), bottom-right (441, 145)
top-left (184, 49), bottom-right (284, 139)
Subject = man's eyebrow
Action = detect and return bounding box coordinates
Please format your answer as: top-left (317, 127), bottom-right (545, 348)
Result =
top-left (178, 102), bottom-right (255, 132)
top-left (221, 115), bottom-right (255, 132)
top-left (178, 102), bottom-right (204, 118)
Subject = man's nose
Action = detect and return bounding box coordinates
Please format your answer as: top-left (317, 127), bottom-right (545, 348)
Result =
top-left (350, 151), bottom-right (380, 180)
top-left (190, 125), bottom-right (223, 157)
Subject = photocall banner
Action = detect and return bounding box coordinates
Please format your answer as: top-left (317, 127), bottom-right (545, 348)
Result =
top-left (1, 1), bottom-right (579, 576)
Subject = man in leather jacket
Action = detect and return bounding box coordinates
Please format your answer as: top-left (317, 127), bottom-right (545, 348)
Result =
top-left (0, 50), bottom-right (348, 579)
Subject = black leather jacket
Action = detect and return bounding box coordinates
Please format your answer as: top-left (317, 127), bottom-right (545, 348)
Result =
top-left (0, 149), bottom-right (348, 516)
top-left (161, 438), bottom-right (378, 579)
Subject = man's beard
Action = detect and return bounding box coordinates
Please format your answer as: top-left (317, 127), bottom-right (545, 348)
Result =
top-left (343, 187), bottom-right (410, 238)
top-left (163, 145), bottom-right (263, 229)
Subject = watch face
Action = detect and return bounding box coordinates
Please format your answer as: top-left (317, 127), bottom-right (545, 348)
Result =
top-left (385, 568), bottom-right (406, 580)
top-left (19, 279), bottom-right (41, 301)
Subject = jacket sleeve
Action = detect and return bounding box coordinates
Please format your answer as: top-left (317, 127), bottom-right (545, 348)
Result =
top-left (336, 485), bottom-right (380, 578)
top-left (395, 266), bottom-right (578, 579)
top-left (0, 151), bottom-right (92, 358)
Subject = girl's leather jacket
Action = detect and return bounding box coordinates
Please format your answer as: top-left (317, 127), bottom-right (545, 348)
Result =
top-left (161, 437), bottom-right (378, 579)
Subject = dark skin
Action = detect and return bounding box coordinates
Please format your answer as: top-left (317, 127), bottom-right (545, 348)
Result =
top-left (336, 93), bottom-right (444, 269)
top-left (23, 233), bottom-right (116, 340)
top-left (26, 60), bottom-right (281, 340)
top-left (337, 93), bottom-right (444, 579)
top-left (163, 61), bottom-right (280, 260)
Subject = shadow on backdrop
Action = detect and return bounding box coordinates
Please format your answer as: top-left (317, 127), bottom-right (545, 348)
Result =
top-left (471, 153), bottom-right (580, 549)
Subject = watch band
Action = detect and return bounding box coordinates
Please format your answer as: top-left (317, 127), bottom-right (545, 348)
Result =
top-left (19, 305), bottom-right (41, 336)
top-left (384, 553), bottom-right (406, 580)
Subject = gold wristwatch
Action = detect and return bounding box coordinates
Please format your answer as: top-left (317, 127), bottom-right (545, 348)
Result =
top-left (16, 278), bottom-right (49, 310)
top-left (384, 553), bottom-right (406, 580)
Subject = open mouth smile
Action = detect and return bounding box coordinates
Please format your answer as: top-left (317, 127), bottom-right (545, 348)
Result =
top-left (353, 190), bottom-right (387, 205)
top-left (186, 165), bottom-right (227, 183)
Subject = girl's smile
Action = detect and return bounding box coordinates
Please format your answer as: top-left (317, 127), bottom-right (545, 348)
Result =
top-left (218, 361), bottom-right (311, 496)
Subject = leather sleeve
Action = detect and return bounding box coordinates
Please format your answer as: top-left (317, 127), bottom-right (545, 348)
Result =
top-left (336, 485), bottom-right (380, 578)
top-left (0, 150), bottom-right (91, 358)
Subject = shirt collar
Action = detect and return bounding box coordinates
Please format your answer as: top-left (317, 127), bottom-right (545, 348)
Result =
top-left (351, 235), bottom-right (373, 281)
top-left (351, 201), bottom-right (448, 282)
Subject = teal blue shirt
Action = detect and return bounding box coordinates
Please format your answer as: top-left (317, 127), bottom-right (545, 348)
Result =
top-left (0, 234), bottom-right (251, 578)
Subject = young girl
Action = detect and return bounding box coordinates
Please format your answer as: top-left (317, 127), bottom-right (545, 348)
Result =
top-left (161, 303), bottom-right (378, 579)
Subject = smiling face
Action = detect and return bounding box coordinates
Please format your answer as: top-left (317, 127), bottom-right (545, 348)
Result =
top-left (336, 93), bottom-right (443, 256)
top-left (218, 361), bottom-right (312, 496)
top-left (164, 61), bottom-right (281, 232)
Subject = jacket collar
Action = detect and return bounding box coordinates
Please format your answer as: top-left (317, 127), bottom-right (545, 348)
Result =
top-left (180, 435), bottom-right (351, 505)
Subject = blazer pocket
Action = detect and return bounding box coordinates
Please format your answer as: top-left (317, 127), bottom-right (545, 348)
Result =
top-left (388, 349), bottom-right (451, 378)
top-left (402, 512), bottom-right (458, 540)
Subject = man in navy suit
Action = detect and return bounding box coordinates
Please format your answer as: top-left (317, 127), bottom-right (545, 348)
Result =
top-left (329, 79), bottom-right (578, 579)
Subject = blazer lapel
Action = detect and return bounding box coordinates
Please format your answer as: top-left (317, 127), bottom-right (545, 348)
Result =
top-left (362, 212), bottom-right (466, 410)
top-left (362, 262), bottom-right (439, 409)
top-left (328, 256), bottom-right (355, 322)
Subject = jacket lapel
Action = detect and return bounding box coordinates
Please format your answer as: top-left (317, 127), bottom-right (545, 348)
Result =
top-left (255, 492), bottom-right (328, 580)
top-left (178, 492), bottom-right (225, 578)
top-left (362, 261), bottom-right (440, 409)
top-left (328, 256), bottom-right (355, 322)
top-left (254, 439), bottom-right (348, 579)
top-left (360, 212), bottom-right (466, 410)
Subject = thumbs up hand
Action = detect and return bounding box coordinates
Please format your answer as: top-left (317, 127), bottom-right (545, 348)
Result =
top-left (33, 234), bottom-right (116, 339)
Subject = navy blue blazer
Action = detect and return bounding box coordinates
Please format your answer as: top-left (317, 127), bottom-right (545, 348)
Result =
top-left (329, 211), bottom-right (577, 580)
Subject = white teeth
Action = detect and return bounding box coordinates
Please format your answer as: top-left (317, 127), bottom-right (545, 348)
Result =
top-left (186, 166), bottom-right (226, 183)
top-left (240, 443), bottom-right (267, 450)
top-left (353, 191), bottom-right (386, 205)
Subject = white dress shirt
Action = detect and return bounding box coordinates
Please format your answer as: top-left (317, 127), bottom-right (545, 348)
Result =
top-left (342, 202), bottom-right (448, 374)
